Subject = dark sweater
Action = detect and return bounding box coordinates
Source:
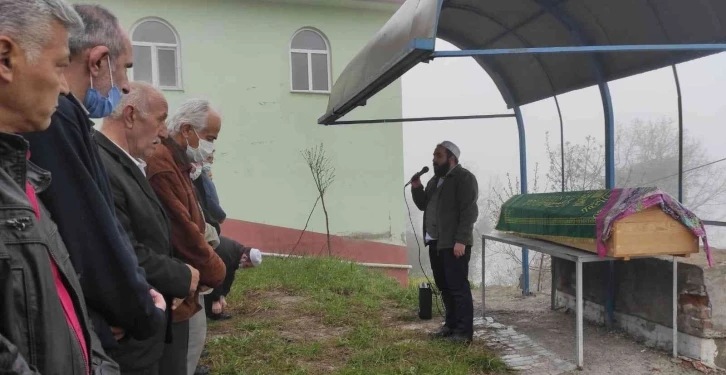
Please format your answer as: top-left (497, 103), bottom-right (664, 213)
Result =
top-left (412, 165), bottom-right (479, 249)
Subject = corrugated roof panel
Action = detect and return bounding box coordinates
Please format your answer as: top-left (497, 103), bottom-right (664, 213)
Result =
top-left (320, 0), bottom-right (726, 123)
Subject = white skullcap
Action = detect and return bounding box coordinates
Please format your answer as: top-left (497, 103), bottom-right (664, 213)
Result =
top-left (250, 248), bottom-right (262, 266)
top-left (438, 141), bottom-right (461, 160)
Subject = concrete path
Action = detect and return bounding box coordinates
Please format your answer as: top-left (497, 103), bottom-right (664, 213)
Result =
top-left (475, 286), bottom-right (710, 374)
top-left (474, 316), bottom-right (576, 373)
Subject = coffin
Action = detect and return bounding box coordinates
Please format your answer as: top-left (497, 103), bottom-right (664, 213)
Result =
top-left (495, 189), bottom-right (705, 260)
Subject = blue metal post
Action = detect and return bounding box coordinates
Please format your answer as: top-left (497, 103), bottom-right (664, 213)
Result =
top-left (429, 43), bottom-right (726, 57)
top-left (673, 65), bottom-right (684, 203)
top-left (602, 86), bottom-right (615, 189)
top-left (534, 0), bottom-right (617, 326)
top-left (514, 106), bottom-right (530, 296)
top-left (555, 95), bottom-right (565, 192)
top-left (600, 65), bottom-right (617, 330)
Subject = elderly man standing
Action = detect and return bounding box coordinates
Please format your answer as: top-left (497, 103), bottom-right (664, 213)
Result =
top-left (411, 141), bottom-right (478, 344)
top-left (21, 3), bottom-right (166, 353)
top-left (0, 1), bottom-right (119, 373)
top-left (96, 82), bottom-right (201, 375)
top-left (147, 99), bottom-right (226, 375)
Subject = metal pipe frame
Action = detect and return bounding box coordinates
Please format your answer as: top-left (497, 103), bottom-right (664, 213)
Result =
top-left (482, 232), bottom-right (680, 369)
top-left (673, 256), bottom-right (679, 359)
top-left (673, 65), bottom-right (684, 203)
top-left (531, 0), bottom-right (618, 327)
top-left (576, 258), bottom-right (583, 369)
top-left (514, 106), bottom-right (530, 296)
top-left (646, 0), bottom-right (685, 204)
top-left (482, 237), bottom-right (486, 316)
top-left (430, 43), bottom-right (726, 57)
top-left (325, 113), bottom-right (515, 125)
top-left (555, 95), bottom-right (565, 192)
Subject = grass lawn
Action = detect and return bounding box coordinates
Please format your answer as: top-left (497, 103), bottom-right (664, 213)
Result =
top-left (202, 257), bottom-right (506, 375)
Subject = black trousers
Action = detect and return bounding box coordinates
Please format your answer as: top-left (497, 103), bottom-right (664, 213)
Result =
top-left (158, 319), bottom-right (190, 375)
top-left (119, 363), bottom-right (159, 375)
top-left (204, 237), bottom-right (242, 316)
top-left (429, 241), bottom-right (473, 337)
top-left (106, 312), bottom-right (167, 375)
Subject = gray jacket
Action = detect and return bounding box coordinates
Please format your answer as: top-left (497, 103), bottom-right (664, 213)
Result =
top-left (412, 165), bottom-right (479, 249)
top-left (0, 132), bottom-right (118, 374)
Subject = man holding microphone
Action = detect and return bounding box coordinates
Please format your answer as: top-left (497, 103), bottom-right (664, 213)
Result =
top-left (411, 141), bottom-right (479, 344)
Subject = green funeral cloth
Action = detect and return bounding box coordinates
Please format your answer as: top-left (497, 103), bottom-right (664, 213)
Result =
top-left (495, 190), bottom-right (612, 239)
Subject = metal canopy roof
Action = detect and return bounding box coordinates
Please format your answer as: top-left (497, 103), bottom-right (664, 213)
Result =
top-left (319, 0), bottom-right (726, 124)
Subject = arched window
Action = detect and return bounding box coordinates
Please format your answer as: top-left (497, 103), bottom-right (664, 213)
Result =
top-left (290, 28), bottom-right (331, 93)
top-left (130, 18), bottom-right (182, 90)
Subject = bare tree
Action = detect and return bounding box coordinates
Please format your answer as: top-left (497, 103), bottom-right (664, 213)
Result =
top-left (614, 119), bottom-right (726, 215)
top-left (544, 118), bottom-right (726, 217)
top-left (302, 144), bottom-right (336, 256)
top-left (545, 132), bottom-right (606, 192)
top-left (482, 164), bottom-right (551, 291)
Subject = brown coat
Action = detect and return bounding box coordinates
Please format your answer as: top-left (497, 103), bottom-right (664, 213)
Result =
top-left (147, 140), bottom-right (226, 321)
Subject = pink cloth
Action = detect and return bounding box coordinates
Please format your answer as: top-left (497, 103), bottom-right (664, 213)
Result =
top-left (595, 188), bottom-right (712, 267)
top-left (25, 155), bottom-right (89, 374)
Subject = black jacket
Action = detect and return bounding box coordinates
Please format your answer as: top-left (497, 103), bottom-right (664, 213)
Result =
top-left (412, 165), bottom-right (479, 249)
top-left (0, 132), bottom-right (119, 374)
top-left (21, 94), bottom-right (163, 349)
top-left (95, 132), bottom-right (192, 369)
top-left (95, 132), bottom-right (191, 299)
top-left (205, 236), bottom-right (246, 307)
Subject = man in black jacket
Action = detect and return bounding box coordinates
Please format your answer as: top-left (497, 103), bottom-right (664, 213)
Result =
top-left (21, 4), bottom-right (165, 351)
top-left (411, 141), bottom-right (478, 344)
top-left (192, 167), bottom-right (257, 322)
top-left (96, 82), bottom-right (201, 374)
top-left (0, 1), bottom-right (118, 373)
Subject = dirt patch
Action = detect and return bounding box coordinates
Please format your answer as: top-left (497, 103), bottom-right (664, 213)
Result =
top-left (479, 286), bottom-right (711, 375)
top-left (278, 315), bottom-right (349, 342)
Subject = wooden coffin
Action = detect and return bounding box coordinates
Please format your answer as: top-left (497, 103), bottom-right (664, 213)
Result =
top-left (495, 190), bottom-right (701, 260)
top-left (513, 207), bottom-right (698, 260)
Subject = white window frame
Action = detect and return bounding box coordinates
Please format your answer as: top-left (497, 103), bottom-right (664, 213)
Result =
top-left (289, 28), bottom-right (331, 94)
top-left (130, 17), bottom-right (183, 91)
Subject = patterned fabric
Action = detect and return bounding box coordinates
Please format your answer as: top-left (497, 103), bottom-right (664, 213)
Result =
top-left (596, 188), bottom-right (711, 266)
top-left (495, 190), bottom-right (611, 239)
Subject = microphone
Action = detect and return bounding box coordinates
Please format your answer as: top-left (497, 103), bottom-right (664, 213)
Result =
top-left (405, 166), bottom-right (429, 187)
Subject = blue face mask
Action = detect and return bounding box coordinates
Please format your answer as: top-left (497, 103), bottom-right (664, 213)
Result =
top-left (84, 56), bottom-right (122, 119)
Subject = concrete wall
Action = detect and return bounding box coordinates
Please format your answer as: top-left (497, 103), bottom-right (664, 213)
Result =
top-left (556, 292), bottom-right (724, 368)
top-left (80, 0), bottom-right (408, 259)
top-left (553, 252), bottom-right (726, 368)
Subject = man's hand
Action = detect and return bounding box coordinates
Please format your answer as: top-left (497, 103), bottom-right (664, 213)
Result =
top-left (171, 298), bottom-right (184, 311)
top-left (150, 289), bottom-right (166, 311)
top-left (187, 264), bottom-right (200, 294)
top-left (453, 243), bottom-right (466, 258)
top-left (212, 301), bottom-right (223, 315)
top-left (411, 177), bottom-right (422, 189)
top-left (110, 326), bottom-right (125, 341)
top-left (220, 295), bottom-right (228, 310)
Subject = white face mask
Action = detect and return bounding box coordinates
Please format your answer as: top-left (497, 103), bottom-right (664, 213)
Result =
top-left (190, 164), bottom-right (203, 180)
top-left (186, 129), bottom-right (215, 163)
